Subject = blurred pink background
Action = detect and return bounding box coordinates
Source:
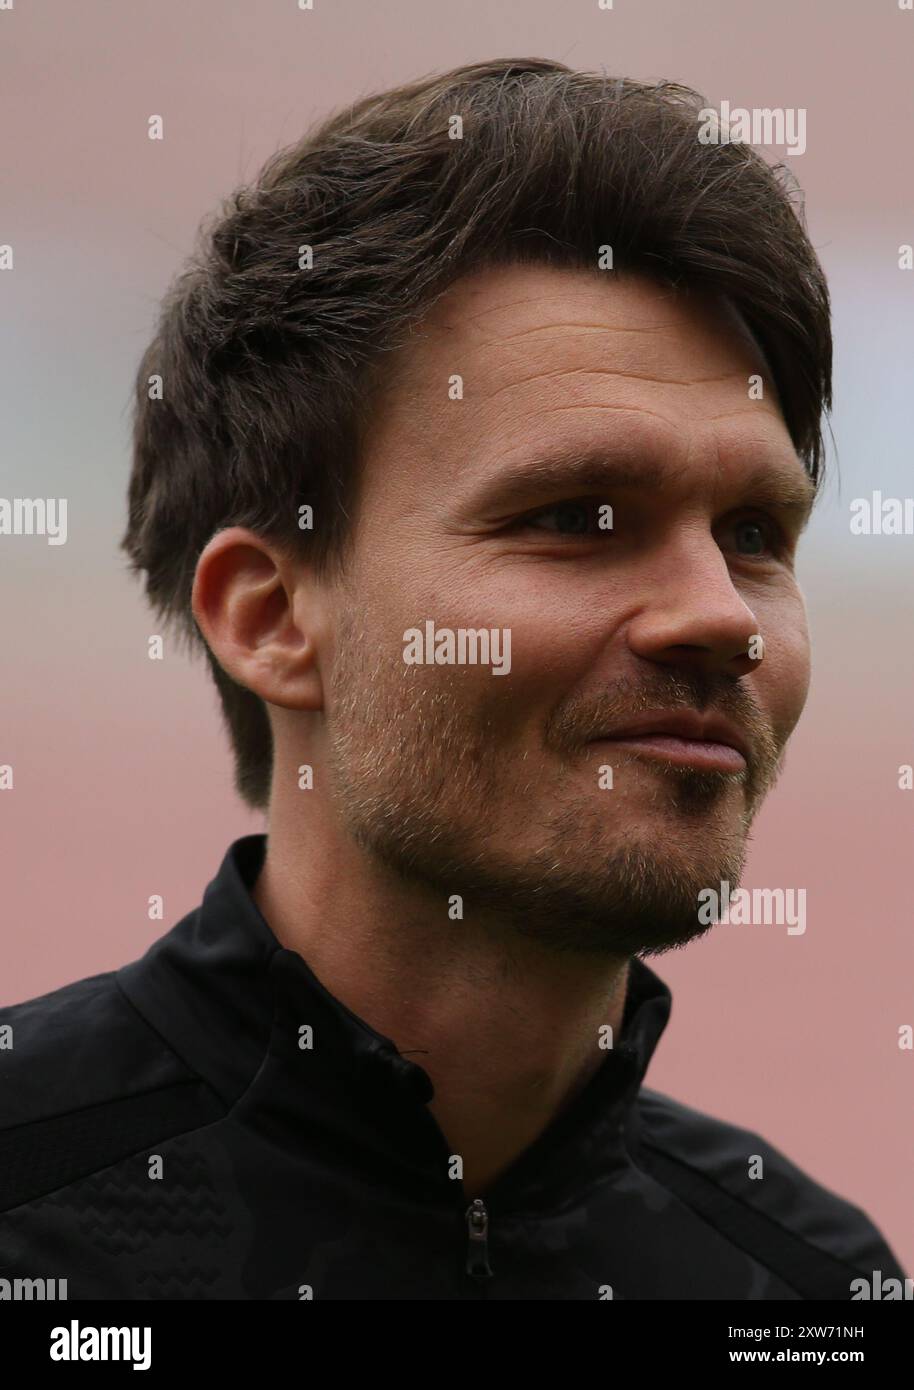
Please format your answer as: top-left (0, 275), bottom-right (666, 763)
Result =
top-left (1, 1), bottom-right (912, 1272)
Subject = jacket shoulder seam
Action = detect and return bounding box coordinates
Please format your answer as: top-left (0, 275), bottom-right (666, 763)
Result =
top-left (113, 973), bottom-right (231, 1107)
top-left (634, 1123), bottom-right (873, 1293)
top-left (0, 1077), bottom-right (226, 1215)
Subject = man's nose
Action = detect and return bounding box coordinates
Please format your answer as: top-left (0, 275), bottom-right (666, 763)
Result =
top-left (624, 540), bottom-right (761, 679)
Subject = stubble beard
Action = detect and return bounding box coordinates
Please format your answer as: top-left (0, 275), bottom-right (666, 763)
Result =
top-left (324, 620), bottom-right (784, 959)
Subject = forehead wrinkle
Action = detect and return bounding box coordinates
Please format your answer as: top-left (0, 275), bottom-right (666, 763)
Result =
top-left (479, 365), bottom-right (754, 405)
top-left (527, 402), bottom-right (693, 425)
top-left (467, 319), bottom-right (700, 350)
top-left (455, 295), bottom-right (583, 326)
top-left (702, 404), bottom-right (789, 425)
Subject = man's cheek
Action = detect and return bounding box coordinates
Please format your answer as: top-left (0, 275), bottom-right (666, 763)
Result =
top-left (764, 631), bottom-right (811, 738)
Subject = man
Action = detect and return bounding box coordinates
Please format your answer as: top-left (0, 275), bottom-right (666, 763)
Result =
top-left (0, 58), bottom-right (906, 1299)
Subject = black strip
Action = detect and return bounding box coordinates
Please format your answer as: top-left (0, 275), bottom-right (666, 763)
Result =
top-left (637, 1139), bottom-right (864, 1299)
top-left (0, 1082), bottom-right (224, 1213)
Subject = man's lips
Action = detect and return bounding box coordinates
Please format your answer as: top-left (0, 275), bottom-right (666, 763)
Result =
top-left (587, 711), bottom-right (749, 772)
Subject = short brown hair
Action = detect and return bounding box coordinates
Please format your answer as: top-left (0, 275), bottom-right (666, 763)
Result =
top-left (122, 57), bottom-right (832, 812)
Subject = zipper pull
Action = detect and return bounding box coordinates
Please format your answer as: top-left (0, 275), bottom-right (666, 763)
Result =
top-left (465, 1198), bottom-right (493, 1279)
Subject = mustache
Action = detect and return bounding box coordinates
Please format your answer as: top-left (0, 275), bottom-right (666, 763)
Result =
top-left (544, 671), bottom-right (781, 778)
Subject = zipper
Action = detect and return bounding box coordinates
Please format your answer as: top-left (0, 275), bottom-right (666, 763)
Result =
top-left (465, 1197), bottom-right (493, 1281)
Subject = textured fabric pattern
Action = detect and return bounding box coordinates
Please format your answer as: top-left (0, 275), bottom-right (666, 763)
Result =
top-left (0, 836), bottom-right (906, 1300)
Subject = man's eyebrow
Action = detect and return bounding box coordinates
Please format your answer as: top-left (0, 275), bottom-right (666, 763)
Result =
top-left (468, 445), bottom-right (818, 522)
top-left (733, 466), bottom-right (819, 524)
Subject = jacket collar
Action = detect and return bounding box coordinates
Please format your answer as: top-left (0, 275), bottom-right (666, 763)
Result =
top-left (118, 834), bottom-right (673, 1204)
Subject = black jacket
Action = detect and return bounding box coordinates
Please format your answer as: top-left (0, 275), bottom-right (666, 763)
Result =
top-left (0, 835), bottom-right (906, 1300)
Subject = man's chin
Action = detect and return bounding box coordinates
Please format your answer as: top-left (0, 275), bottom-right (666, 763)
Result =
top-left (495, 865), bottom-right (734, 958)
top-left (366, 828), bottom-right (745, 959)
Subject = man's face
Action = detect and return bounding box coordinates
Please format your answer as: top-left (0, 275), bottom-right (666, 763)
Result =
top-left (321, 263), bottom-right (813, 956)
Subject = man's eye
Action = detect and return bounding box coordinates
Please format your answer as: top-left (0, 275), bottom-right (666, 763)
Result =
top-left (521, 500), bottom-right (608, 536)
top-left (728, 516), bottom-right (782, 558)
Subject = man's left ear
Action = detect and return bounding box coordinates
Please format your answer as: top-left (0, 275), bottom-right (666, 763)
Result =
top-left (190, 526), bottom-right (325, 712)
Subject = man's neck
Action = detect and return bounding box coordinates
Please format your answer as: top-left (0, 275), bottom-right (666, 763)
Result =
top-left (252, 821), bottom-right (630, 1198)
